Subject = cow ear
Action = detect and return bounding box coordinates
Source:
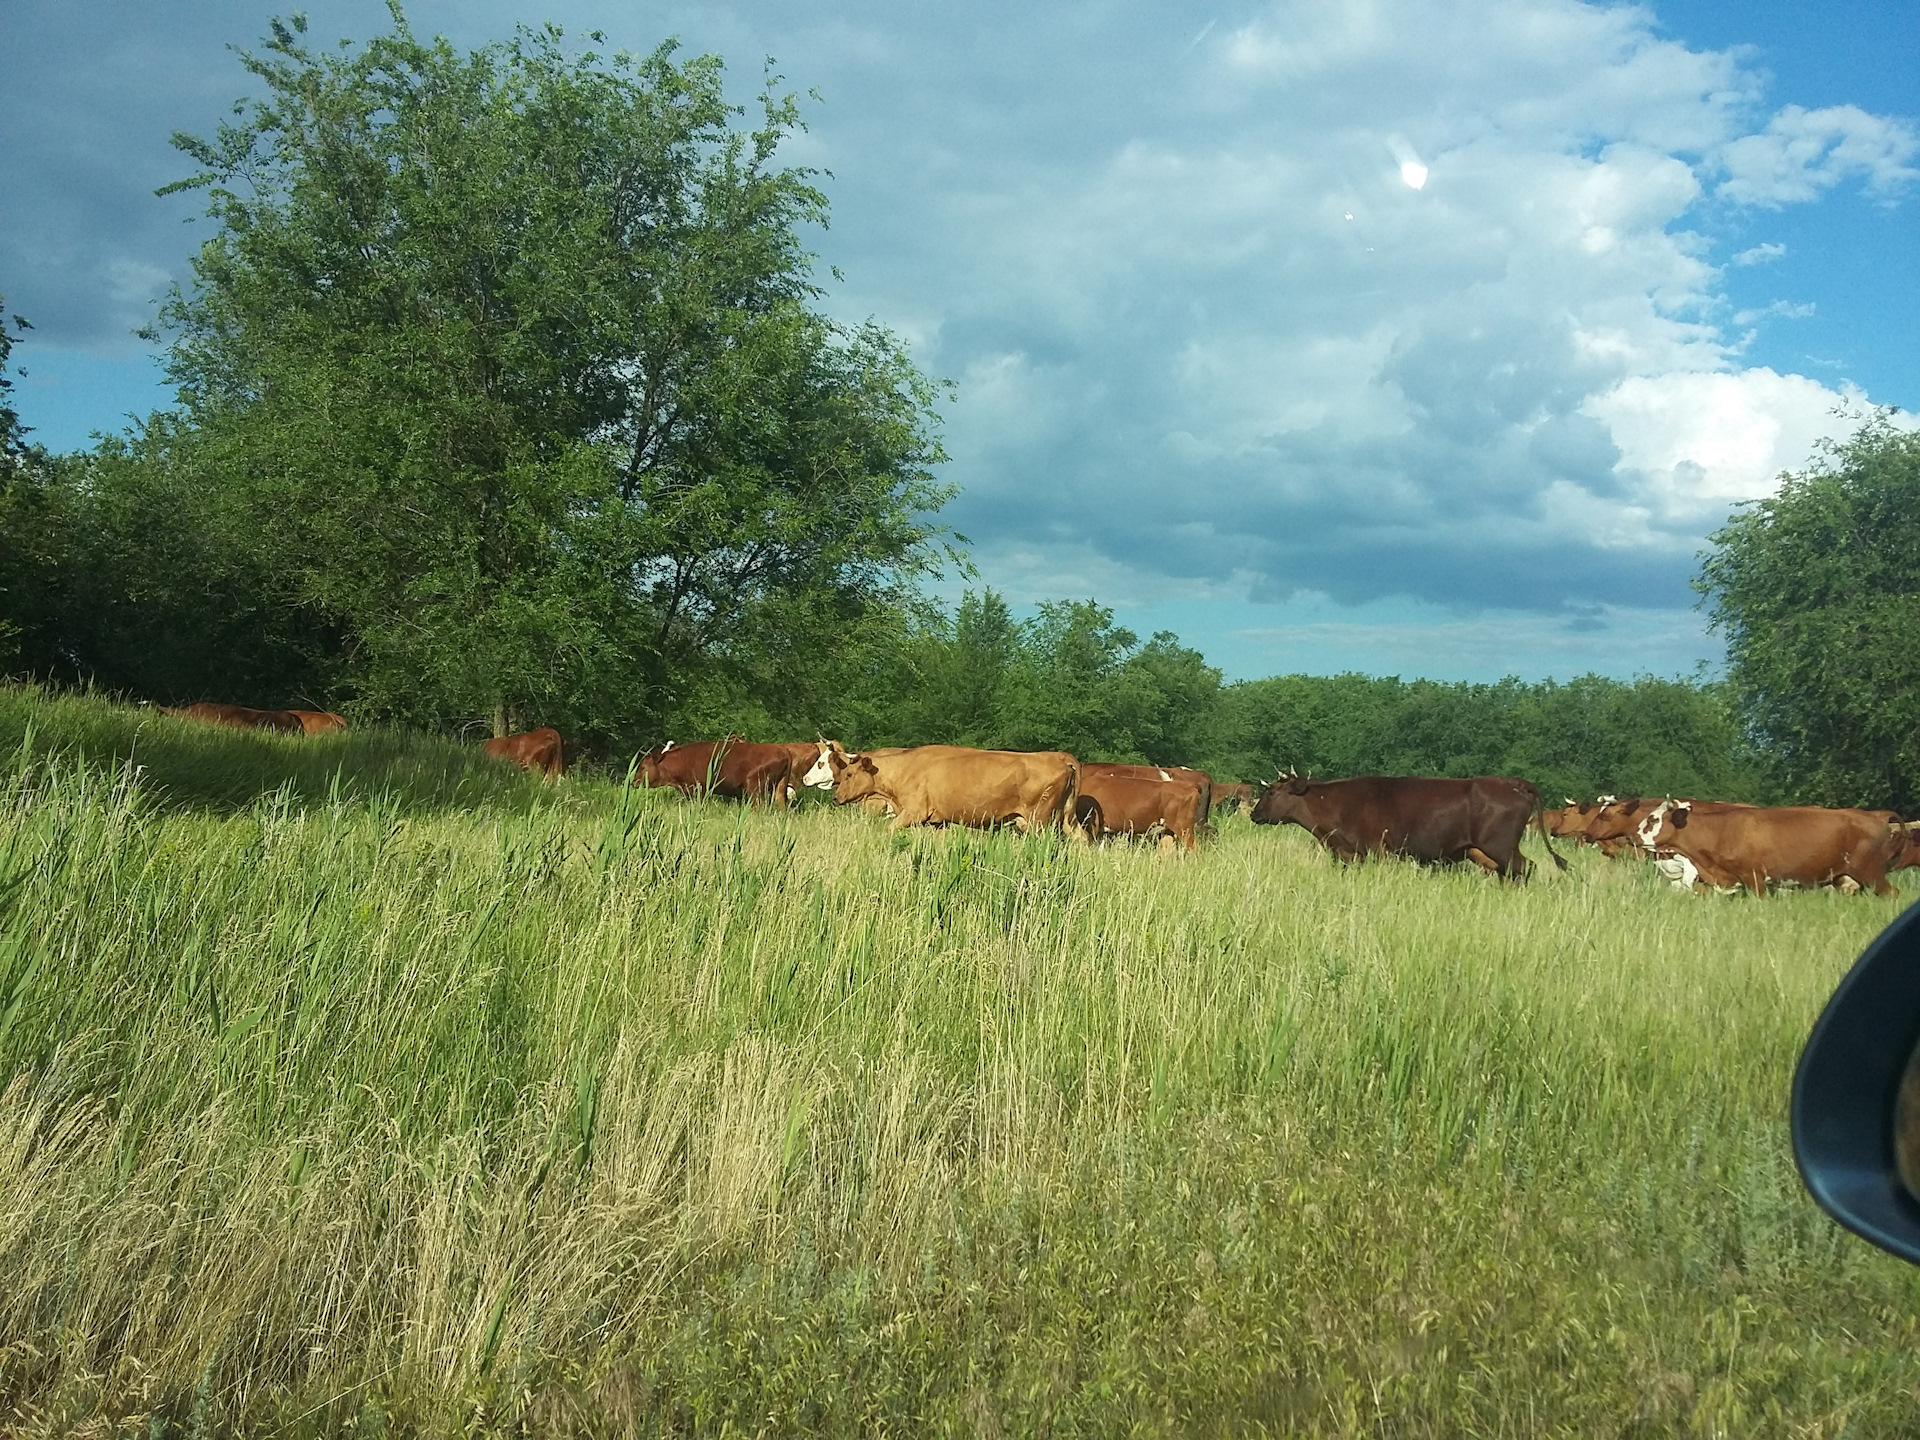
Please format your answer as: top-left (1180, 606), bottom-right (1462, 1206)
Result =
top-left (1288, 775), bottom-right (1310, 795)
top-left (1671, 805), bottom-right (1689, 829)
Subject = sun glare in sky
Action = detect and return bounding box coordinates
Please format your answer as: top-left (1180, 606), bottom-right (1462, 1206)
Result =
top-left (1399, 161), bottom-right (1429, 189)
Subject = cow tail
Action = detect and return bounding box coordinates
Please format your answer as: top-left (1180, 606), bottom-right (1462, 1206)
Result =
top-left (1533, 798), bottom-right (1570, 872)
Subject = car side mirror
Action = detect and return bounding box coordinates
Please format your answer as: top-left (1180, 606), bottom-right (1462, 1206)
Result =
top-left (1792, 899), bottom-right (1920, 1265)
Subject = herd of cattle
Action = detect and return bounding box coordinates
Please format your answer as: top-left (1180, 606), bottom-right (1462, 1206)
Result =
top-left (150, 703), bottom-right (1916, 898)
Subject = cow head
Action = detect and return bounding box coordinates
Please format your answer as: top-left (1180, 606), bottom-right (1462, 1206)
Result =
top-left (1251, 778), bottom-right (1309, 826)
top-left (802, 740), bottom-right (837, 790)
top-left (828, 749), bottom-right (882, 804)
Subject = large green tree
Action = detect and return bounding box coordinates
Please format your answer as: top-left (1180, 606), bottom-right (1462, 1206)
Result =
top-left (1696, 410), bottom-right (1920, 809)
top-left (157, 6), bottom-right (948, 737)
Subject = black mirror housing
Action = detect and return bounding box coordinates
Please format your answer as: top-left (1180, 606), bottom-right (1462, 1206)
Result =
top-left (1793, 899), bottom-right (1920, 1265)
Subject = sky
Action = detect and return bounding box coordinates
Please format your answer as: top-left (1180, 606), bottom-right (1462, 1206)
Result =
top-left (3, 0), bottom-right (1916, 684)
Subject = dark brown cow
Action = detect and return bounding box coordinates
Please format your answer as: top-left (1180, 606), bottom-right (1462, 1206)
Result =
top-left (1638, 799), bottom-right (1903, 897)
top-left (482, 727), bottom-right (565, 779)
top-left (1074, 769), bottom-right (1207, 851)
top-left (158, 702), bottom-right (304, 734)
top-left (824, 742), bottom-right (1079, 835)
top-left (289, 709), bottom-right (348, 735)
top-left (1211, 782), bottom-right (1256, 814)
top-left (1250, 773), bottom-right (1566, 881)
top-left (636, 737), bottom-right (792, 806)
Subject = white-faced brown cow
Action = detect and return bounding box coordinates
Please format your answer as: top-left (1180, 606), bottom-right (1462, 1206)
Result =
top-left (823, 742), bottom-right (1079, 836)
top-left (1636, 800), bottom-right (1904, 897)
top-left (1073, 769), bottom-right (1208, 851)
top-left (1251, 773), bottom-right (1566, 881)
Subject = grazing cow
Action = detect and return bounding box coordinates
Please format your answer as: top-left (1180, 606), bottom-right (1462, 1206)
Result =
top-left (289, 709), bottom-right (348, 735)
top-left (158, 702), bottom-right (304, 734)
top-left (636, 737), bottom-right (791, 806)
top-left (1250, 773), bottom-right (1566, 881)
top-left (1212, 782), bottom-right (1256, 815)
top-left (482, 727), bottom-right (565, 779)
top-left (1636, 800), bottom-right (1903, 897)
top-left (1074, 769), bottom-right (1208, 851)
top-left (823, 742), bottom-right (1079, 835)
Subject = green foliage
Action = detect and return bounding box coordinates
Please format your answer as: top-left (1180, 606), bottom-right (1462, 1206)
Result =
top-left (1219, 670), bottom-right (1764, 799)
top-left (116, 5), bottom-right (946, 739)
top-left (1698, 411), bottom-right (1920, 810)
top-left (0, 686), bottom-right (1916, 1435)
top-left (0, 297), bottom-right (30, 478)
top-left (844, 592), bottom-right (1225, 765)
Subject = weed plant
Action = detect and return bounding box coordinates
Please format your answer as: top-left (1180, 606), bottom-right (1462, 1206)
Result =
top-left (0, 688), bottom-right (1916, 1435)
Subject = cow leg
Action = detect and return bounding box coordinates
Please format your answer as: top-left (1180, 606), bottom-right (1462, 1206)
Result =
top-left (1463, 846), bottom-right (1501, 874)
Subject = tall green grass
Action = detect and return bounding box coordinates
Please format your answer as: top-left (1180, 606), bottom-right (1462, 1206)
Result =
top-left (1, 688), bottom-right (1917, 1435)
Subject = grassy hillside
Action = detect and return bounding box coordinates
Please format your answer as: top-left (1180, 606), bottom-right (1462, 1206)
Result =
top-left (0, 683), bottom-right (551, 814)
top-left (1, 688), bottom-right (1916, 1435)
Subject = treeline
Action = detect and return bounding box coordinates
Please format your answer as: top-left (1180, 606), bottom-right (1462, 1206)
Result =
top-left (803, 592), bottom-right (1762, 796)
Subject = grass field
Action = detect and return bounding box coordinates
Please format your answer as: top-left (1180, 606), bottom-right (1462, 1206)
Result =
top-left (2, 685), bottom-right (1918, 1437)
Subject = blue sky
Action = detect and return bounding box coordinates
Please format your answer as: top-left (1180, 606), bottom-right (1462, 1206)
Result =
top-left (3, 0), bottom-right (1915, 683)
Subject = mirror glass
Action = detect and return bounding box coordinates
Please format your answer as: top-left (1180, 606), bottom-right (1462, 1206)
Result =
top-left (1896, 1036), bottom-right (1920, 1202)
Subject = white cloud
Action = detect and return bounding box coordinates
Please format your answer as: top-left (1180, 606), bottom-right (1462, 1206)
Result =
top-left (820, 0), bottom-right (1912, 633)
top-left (1730, 300), bottom-right (1814, 325)
top-left (1582, 369), bottom-right (1865, 524)
top-left (1731, 241), bottom-right (1785, 265)
top-left (1717, 104), bottom-right (1920, 205)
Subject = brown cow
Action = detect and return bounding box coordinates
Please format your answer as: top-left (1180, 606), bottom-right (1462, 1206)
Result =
top-left (1251, 773), bottom-right (1566, 881)
top-left (1893, 826), bottom-right (1920, 872)
top-left (1074, 769), bottom-right (1207, 851)
top-left (770, 741), bottom-right (830, 802)
top-left (1212, 782), bottom-right (1256, 815)
top-left (483, 725), bottom-right (564, 783)
top-left (158, 702), bottom-right (304, 734)
top-left (636, 737), bottom-right (791, 806)
top-left (482, 727), bottom-right (565, 779)
top-left (1637, 800), bottom-right (1903, 897)
top-left (1578, 797), bottom-right (1674, 857)
top-left (289, 710), bottom-right (348, 735)
top-left (804, 745), bottom-right (908, 815)
top-left (824, 742), bottom-right (1079, 835)
top-left (1079, 763), bottom-right (1213, 826)
top-left (1543, 798), bottom-right (1615, 843)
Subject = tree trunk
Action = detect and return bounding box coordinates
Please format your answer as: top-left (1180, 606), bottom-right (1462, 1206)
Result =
top-left (491, 697), bottom-right (508, 739)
